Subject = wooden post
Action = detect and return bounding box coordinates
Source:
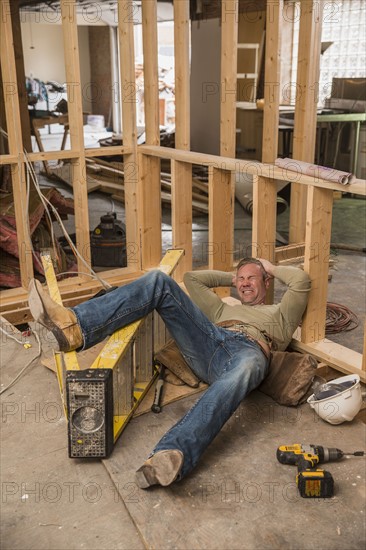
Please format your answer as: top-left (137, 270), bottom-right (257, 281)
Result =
top-left (209, 0), bottom-right (238, 274)
top-left (10, 1), bottom-right (32, 153)
top-left (142, 1), bottom-right (159, 145)
top-left (261, 0), bottom-right (283, 164)
top-left (252, 175), bottom-right (276, 264)
top-left (118, 1), bottom-right (139, 269)
top-left (140, 0), bottom-right (161, 268)
top-left (172, 0), bottom-right (192, 279)
top-left (292, 1), bottom-right (328, 344)
top-left (0, 0), bottom-right (33, 287)
top-left (363, 321), bottom-right (366, 372)
top-left (289, 0), bottom-right (323, 243)
top-left (220, 0), bottom-right (238, 159)
top-left (301, 185), bottom-right (333, 343)
top-left (255, 0), bottom-right (283, 302)
top-left (209, 166), bottom-right (234, 272)
top-left (61, 0), bottom-right (91, 272)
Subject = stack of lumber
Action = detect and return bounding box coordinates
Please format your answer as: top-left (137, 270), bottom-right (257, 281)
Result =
top-left (51, 158), bottom-right (209, 214)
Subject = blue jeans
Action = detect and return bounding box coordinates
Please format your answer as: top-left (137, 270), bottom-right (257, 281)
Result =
top-left (72, 270), bottom-right (269, 479)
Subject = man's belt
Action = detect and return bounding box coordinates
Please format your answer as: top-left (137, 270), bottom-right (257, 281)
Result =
top-left (216, 319), bottom-right (271, 359)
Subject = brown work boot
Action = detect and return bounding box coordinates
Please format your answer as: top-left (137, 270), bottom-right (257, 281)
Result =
top-left (28, 279), bottom-right (83, 352)
top-left (135, 450), bottom-right (184, 489)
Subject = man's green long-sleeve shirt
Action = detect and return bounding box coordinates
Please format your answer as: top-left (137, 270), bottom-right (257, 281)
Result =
top-left (183, 266), bottom-right (311, 351)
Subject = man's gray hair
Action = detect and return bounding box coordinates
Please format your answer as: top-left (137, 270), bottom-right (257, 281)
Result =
top-left (236, 257), bottom-right (268, 281)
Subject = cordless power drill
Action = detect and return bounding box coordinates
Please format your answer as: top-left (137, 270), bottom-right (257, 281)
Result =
top-left (277, 444), bottom-right (365, 499)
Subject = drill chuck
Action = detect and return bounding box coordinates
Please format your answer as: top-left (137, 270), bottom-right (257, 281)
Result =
top-left (312, 445), bottom-right (344, 463)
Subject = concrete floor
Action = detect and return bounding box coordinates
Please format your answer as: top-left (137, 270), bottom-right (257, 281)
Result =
top-left (1, 333), bottom-right (365, 550)
top-left (1, 130), bottom-right (365, 549)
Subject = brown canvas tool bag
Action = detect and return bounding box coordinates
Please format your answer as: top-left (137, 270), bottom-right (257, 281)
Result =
top-left (258, 350), bottom-right (318, 406)
top-left (154, 338), bottom-right (317, 406)
top-left (154, 338), bottom-right (200, 388)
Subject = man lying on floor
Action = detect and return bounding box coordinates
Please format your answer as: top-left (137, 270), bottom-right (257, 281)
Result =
top-left (28, 257), bottom-right (310, 489)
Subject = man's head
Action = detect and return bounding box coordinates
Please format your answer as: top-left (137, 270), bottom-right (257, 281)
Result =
top-left (234, 258), bottom-right (270, 305)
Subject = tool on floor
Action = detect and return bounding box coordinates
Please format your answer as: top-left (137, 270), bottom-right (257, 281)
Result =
top-left (277, 444), bottom-right (365, 499)
top-left (277, 444), bottom-right (365, 465)
top-left (151, 364), bottom-right (165, 413)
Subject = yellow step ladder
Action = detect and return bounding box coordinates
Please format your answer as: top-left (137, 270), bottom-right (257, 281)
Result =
top-left (41, 249), bottom-right (184, 458)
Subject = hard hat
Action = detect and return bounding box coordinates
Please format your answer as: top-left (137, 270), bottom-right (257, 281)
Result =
top-left (307, 374), bottom-right (362, 425)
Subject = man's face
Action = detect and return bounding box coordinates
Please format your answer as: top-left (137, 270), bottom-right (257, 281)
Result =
top-left (235, 263), bottom-right (269, 305)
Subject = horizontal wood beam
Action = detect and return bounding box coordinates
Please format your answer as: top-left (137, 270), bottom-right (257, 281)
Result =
top-left (0, 268), bottom-right (144, 325)
top-left (0, 147), bottom-right (132, 165)
top-left (26, 146), bottom-right (131, 163)
top-left (275, 243), bottom-right (306, 263)
top-left (27, 150), bottom-right (81, 162)
top-left (139, 145), bottom-right (366, 196)
top-left (0, 155), bottom-right (19, 165)
top-left (291, 331), bottom-right (365, 383)
top-left (85, 146), bottom-right (132, 158)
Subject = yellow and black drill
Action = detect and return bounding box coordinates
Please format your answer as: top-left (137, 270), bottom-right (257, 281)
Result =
top-left (277, 444), bottom-right (364, 499)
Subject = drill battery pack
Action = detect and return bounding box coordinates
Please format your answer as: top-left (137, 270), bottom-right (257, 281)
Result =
top-left (296, 469), bottom-right (334, 498)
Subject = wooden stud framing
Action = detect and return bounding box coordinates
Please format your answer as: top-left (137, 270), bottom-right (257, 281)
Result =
top-left (61, 0), bottom-right (91, 272)
top-left (0, 0), bottom-right (33, 287)
top-left (255, 0), bottom-right (283, 302)
top-left (139, 146), bottom-right (366, 196)
top-left (0, 0), bottom-right (364, 383)
top-left (118, 1), bottom-right (139, 268)
top-left (26, 146), bottom-right (131, 163)
top-left (10, 1), bottom-right (32, 153)
top-left (140, 0), bottom-right (161, 269)
top-left (142, 1), bottom-right (159, 146)
top-left (172, 0), bottom-right (192, 279)
top-left (209, 166), bottom-right (234, 271)
top-left (220, 0), bottom-right (238, 159)
top-left (301, 185), bottom-right (334, 343)
top-left (291, 328), bottom-right (365, 383)
top-left (289, 1), bottom-right (328, 343)
top-left (209, 0), bottom-right (238, 273)
top-left (289, 0), bottom-right (323, 243)
top-left (261, 0), bottom-right (283, 164)
top-left (137, 151), bottom-right (162, 267)
top-left (171, 159), bottom-right (192, 277)
top-left (251, 175), bottom-right (276, 264)
top-left (363, 322), bottom-right (366, 372)
top-left (275, 242), bottom-right (306, 263)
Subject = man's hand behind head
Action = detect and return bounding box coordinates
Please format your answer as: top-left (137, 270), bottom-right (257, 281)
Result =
top-left (257, 258), bottom-right (275, 279)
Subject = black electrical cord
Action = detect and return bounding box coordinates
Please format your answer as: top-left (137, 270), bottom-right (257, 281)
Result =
top-left (325, 302), bottom-right (359, 335)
